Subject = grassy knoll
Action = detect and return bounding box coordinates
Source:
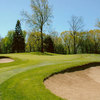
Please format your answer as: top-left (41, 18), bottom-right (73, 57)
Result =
top-left (0, 53), bottom-right (100, 100)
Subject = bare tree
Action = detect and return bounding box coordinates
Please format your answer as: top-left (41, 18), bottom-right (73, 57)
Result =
top-left (22, 0), bottom-right (52, 52)
top-left (95, 18), bottom-right (100, 28)
top-left (68, 16), bottom-right (84, 54)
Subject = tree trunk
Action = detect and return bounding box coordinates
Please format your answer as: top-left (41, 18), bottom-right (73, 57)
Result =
top-left (41, 27), bottom-right (44, 53)
top-left (68, 45), bottom-right (70, 54)
top-left (95, 43), bottom-right (98, 54)
top-left (30, 45), bottom-right (31, 52)
top-left (73, 35), bottom-right (76, 54)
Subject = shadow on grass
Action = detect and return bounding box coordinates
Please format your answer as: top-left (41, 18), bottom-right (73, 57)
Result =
top-left (0, 56), bottom-right (10, 59)
top-left (30, 52), bottom-right (56, 56)
top-left (44, 62), bottom-right (100, 81)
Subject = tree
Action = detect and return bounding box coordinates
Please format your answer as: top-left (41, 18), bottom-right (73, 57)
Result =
top-left (61, 31), bottom-right (73, 54)
top-left (77, 30), bottom-right (100, 54)
top-left (89, 30), bottom-right (100, 53)
top-left (95, 18), bottom-right (100, 28)
top-left (0, 30), bottom-right (26, 54)
top-left (7, 30), bottom-right (15, 53)
top-left (68, 16), bottom-right (84, 54)
top-left (12, 20), bottom-right (25, 53)
top-left (49, 31), bottom-right (65, 54)
top-left (53, 36), bottom-right (66, 54)
top-left (44, 35), bottom-right (54, 53)
top-left (0, 31), bottom-right (15, 53)
top-left (22, 0), bottom-right (52, 53)
top-left (26, 32), bottom-right (41, 52)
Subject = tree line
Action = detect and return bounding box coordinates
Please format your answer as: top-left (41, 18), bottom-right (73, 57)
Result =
top-left (0, 0), bottom-right (100, 54)
top-left (0, 26), bottom-right (100, 54)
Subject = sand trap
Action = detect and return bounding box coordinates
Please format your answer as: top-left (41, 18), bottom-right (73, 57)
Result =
top-left (0, 58), bottom-right (14, 63)
top-left (44, 65), bottom-right (100, 100)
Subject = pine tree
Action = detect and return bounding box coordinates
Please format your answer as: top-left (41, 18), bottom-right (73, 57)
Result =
top-left (44, 35), bottom-right (54, 53)
top-left (12, 20), bottom-right (25, 53)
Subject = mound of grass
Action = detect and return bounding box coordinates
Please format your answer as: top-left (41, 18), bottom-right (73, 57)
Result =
top-left (0, 53), bottom-right (100, 100)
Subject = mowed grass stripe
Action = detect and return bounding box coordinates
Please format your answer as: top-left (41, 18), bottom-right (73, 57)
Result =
top-left (0, 53), bottom-right (99, 100)
top-left (0, 53), bottom-right (83, 85)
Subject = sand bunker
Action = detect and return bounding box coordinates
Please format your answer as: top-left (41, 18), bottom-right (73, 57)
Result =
top-left (44, 65), bottom-right (100, 100)
top-left (0, 58), bottom-right (14, 63)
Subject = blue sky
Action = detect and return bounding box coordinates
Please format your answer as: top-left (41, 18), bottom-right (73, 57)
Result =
top-left (0, 0), bottom-right (100, 37)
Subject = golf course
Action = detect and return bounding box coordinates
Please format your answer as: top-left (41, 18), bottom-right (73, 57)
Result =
top-left (1, 0), bottom-right (100, 99)
top-left (0, 53), bottom-right (100, 100)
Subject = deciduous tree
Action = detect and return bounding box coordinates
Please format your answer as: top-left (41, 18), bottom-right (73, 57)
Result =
top-left (22, 0), bottom-right (52, 53)
top-left (68, 16), bottom-right (84, 54)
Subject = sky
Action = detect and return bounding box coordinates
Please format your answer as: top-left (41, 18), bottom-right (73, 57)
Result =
top-left (0, 0), bottom-right (100, 37)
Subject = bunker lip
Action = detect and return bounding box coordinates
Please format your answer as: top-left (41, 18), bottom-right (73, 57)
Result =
top-left (44, 62), bottom-right (100, 81)
top-left (0, 56), bottom-right (10, 59)
top-left (44, 62), bottom-right (100, 100)
top-left (0, 56), bottom-right (14, 63)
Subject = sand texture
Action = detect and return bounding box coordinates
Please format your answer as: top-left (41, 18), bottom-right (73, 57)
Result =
top-left (0, 58), bottom-right (14, 63)
top-left (44, 66), bottom-right (100, 100)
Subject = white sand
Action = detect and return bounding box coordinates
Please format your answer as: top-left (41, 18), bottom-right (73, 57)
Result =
top-left (0, 58), bottom-right (14, 63)
top-left (44, 66), bottom-right (100, 100)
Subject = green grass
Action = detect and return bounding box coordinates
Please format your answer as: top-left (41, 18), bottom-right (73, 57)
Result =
top-left (0, 53), bottom-right (100, 100)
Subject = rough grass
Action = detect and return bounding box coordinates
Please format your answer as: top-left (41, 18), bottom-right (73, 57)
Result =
top-left (0, 53), bottom-right (100, 100)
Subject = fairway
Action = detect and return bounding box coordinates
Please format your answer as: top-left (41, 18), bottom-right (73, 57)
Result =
top-left (0, 53), bottom-right (100, 100)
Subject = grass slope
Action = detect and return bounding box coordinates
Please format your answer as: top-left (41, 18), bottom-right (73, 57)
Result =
top-left (0, 53), bottom-right (100, 100)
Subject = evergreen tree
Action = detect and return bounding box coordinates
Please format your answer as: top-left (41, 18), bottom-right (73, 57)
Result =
top-left (44, 35), bottom-right (54, 53)
top-left (12, 20), bottom-right (25, 53)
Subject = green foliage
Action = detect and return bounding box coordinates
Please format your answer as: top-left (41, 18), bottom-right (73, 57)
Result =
top-left (22, 0), bottom-right (52, 52)
top-left (44, 35), bottom-right (54, 53)
top-left (78, 30), bottom-right (100, 53)
top-left (49, 34), bottom-right (67, 54)
top-left (12, 20), bottom-right (25, 53)
top-left (0, 31), bottom-right (15, 53)
top-left (55, 44), bottom-right (66, 54)
top-left (60, 29), bottom-right (100, 54)
top-left (61, 31), bottom-right (73, 54)
top-left (26, 32), bottom-right (43, 52)
top-left (0, 29), bottom-right (27, 54)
